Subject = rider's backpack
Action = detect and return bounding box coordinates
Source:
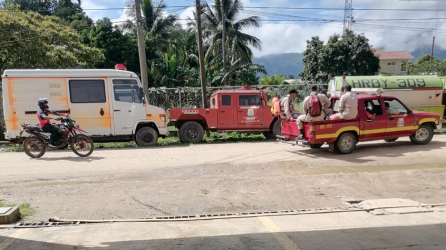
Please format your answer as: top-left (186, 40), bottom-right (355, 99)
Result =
top-left (308, 94), bottom-right (322, 117)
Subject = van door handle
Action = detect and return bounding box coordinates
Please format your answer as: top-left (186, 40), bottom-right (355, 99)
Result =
top-left (128, 110), bottom-right (132, 112)
top-left (389, 117), bottom-right (394, 120)
top-left (114, 110), bottom-right (121, 112)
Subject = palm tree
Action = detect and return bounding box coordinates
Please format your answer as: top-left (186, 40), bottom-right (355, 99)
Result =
top-left (121, 0), bottom-right (178, 38)
top-left (202, 0), bottom-right (261, 65)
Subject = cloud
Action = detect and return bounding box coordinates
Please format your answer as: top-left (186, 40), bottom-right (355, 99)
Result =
top-left (82, 0), bottom-right (129, 22)
top-left (177, 0), bottom-right (446, 58)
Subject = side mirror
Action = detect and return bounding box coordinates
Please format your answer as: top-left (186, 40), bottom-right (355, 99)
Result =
top-left (407, 110), bottom-right (412, 114)
top-left (139, 87), bottom-right (146, 105)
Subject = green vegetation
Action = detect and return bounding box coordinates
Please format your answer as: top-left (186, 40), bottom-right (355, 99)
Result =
top-left (299, 30), bottom-right (380, 83)
top-left (0, 200), bottom-right (35, 221)
top-left (409, 54), bottom-right (446, 76)
top-left (0, 0), bottom-right (266, 87)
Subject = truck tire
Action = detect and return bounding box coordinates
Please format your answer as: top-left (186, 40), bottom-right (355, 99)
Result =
top-left (335, 132), bottom-right (357, 154)
top-left (410, 124), bottom-right (434, 145)
top-left (384, 138), bottom-right (398, 143)
top-left (135, 127), bottom-right (158, 147)
top-left (263, 119), bottom-right (282, 140)
top-left (309, 143), bottom-right (323, 149)
top-left (179, 121), bottom-right (204, 143)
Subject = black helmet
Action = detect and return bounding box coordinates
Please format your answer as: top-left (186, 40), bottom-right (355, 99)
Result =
top-left (38, 98), bottom-right (48, 109)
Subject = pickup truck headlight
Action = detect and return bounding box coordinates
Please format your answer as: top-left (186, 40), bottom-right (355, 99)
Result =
top-left (159, 114), bottom-right (166, 123)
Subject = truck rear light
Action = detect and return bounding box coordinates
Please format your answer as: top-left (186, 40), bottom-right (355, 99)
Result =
top-left (159, 114), bottom-right (166, 122)
top-left (309, 125), bottom-right (316, 137)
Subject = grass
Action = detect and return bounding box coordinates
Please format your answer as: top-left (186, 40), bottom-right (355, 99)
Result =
top-left (0, 200), bottom-right (35, 221)
top-left (4, 123), bottom-right (443, 152)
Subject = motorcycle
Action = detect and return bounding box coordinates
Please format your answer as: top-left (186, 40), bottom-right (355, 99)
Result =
top-left (20, 115), bottom-right (94, 158)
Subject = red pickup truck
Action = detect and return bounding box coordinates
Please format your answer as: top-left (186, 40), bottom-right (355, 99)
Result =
top-left (169, 87), bottom-right (282, 143)
top-left (279, 93), bottom-right (441, 154)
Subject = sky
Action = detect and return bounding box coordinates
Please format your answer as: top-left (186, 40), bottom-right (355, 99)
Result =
top-left (81, 0), bottom-right (446, 58)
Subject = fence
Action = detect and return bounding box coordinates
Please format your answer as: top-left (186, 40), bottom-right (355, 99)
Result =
top-left (0, 83), bottom-right (4, 139)
top-left (0, 83), bottom-right (328, 137)
top-left (147, 84), bottom-right (328, 111)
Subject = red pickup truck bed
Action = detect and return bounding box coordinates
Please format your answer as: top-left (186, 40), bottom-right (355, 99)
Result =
top-left (279, 94), bottom-right (440, 154)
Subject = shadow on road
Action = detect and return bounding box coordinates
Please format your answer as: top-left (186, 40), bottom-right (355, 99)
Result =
top-left (34, 156), bottom-right (105, 162)
top-left (0, 223), bottom-right (445, 250)
top-left (286, 140), bottom-right (446, 164)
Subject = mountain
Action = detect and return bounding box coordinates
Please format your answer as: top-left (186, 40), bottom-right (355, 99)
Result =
top-left (253, 53), bottom-right (303, 78)
top-left (408, 47), bottom-right (446, 63)
top-left (253, 47), bottom-right (446, 78)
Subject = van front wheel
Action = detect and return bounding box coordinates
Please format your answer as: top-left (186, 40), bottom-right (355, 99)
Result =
top-left (135, 127), bottom-right (158, 147)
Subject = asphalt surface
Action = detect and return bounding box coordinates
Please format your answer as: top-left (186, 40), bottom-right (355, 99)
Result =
top-left (1, 204), bottom-right (445, 250)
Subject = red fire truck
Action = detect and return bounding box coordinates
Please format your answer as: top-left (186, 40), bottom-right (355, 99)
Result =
top-left (279, 89), bottom-right (441, 154)
top-left (169, 86), bottom-right (282, 143)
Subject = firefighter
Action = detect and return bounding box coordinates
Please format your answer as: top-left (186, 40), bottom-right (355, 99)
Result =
top-left (320, 89), bottom-right (333, 119)
top-left (296, 86), bottom-right (331, 140)
top-left (329, 85), bottom-right (358, 120)
top-left (280, 89), bottom-right (300, 120)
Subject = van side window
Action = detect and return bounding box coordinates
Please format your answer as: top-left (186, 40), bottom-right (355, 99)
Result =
top-left (69, 80), bottom-right (106, 103)
top-left (239, 95), bottom-right (260, 106)
top-left (113, 79), bottom-right (142, 103)
top-left (212, 97), bottom-right (216, 107)
top-left (222, 95), bottom-right (231, 106)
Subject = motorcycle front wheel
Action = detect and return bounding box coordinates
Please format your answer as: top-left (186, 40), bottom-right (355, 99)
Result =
top-left (23, 137), bottom-right (46, 158)
top-left (70, 134), bottom-right (94, 157)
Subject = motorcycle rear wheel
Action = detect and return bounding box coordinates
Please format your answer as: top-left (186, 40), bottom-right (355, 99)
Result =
top-left (70, 134), bottom-right (94, 157)
top-left (23, 137), bottom-right (46, 158)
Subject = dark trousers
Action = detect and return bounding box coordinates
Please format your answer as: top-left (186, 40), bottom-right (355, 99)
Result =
top-left (42, 124), bottom-right (59, 145)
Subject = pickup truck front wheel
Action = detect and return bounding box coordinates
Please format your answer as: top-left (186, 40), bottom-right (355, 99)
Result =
top-left (179, 121), bottom-right (204, 143)
top-left (410, 124), bottom-right (434, 145)
top-left (335, 132), bottom-right (357, 154)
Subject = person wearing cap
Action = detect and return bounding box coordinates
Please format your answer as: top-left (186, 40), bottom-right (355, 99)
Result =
top-left (280, 89), bottom-right (300, 120)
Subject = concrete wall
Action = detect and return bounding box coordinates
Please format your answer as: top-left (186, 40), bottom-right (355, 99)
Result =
top-left (379, 59), bottom-right (409, 75)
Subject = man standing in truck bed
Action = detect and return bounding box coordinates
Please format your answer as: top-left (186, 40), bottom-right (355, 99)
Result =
top-left (296, 86), bottom-right (331, 140)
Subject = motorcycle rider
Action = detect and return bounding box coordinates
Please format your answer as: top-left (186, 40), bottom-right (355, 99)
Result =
top-left (37, 98), bottom-right (62, 148)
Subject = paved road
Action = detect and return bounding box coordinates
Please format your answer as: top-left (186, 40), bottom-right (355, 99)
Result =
top-left (1, 136), bottom-right (446, 221)
top-left (1, 203), bottom-right (445, 250)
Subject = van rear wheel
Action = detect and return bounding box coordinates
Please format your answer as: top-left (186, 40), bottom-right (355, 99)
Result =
top-left (135, 127), bottom-right (158, 147)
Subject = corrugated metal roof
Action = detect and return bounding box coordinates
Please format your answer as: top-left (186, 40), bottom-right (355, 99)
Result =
top-left (372, 48), bottom-right (414, 60)
top-left (2, 69), bottom-right (139, 78)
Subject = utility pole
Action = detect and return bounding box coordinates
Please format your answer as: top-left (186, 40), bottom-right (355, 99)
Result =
top-left (343, 0), bottom-right (353, 35)
top-left (431, 36), bottom-right (435, 62)
top-left (221, 0), bottom-right (226, 84)
top-left (135, 0), bottom-right (149, 103)
top-left (196, 0), bottom-right (208, 108)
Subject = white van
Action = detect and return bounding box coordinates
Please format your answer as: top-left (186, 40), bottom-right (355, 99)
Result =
top-left (1, 69), bottom-right (169, 146)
